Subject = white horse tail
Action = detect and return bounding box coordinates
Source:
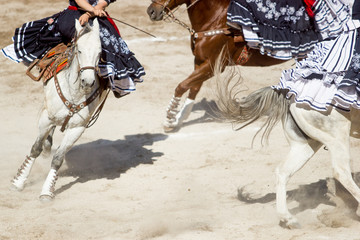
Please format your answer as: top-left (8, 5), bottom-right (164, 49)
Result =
top-left (214, 65), bottom-right (289, 144)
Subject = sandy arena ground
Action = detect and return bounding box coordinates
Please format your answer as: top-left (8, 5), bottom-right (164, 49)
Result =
top-left (0, 0), bottom-right (360, 239)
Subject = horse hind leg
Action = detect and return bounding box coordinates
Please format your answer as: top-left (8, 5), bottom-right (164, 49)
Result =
top-left (39, 126), bottom-right (86, 201)
top-left (11, 110), bottom-right (54, 191)
top-left (304, 109), bottom-right (360, 217)
top-left (328, 139), bottom-right (360, 217)
top-left (276, 114), bottom-right (322, 229)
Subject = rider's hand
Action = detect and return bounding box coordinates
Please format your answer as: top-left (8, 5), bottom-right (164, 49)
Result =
top-left (79, 13), bottom-right (90, 25)
top-left (93, 9), bottom-right (106, 17)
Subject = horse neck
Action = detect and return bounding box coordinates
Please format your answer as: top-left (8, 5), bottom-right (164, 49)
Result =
top-left (186, 0), bottom-right (230, 31)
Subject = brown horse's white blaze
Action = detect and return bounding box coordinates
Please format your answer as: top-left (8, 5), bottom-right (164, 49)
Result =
top-left (147, 0), bottom-right (285, 132)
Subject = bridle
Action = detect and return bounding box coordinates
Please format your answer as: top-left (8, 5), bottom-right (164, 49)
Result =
top-left (54, 28), bottom-right (107, 132)
top-left (72, 28), bottom-right (100, 77)
top-left (151, 0), bottom-right (201, 10)
top-left (151, 0), bottom-right (174, 9)
top-left (150, 0), bottom-right (249, 64)
top-left (150, 0), bottom-right (232, 43)
top-left (150, 0), bottom-right (200, 35)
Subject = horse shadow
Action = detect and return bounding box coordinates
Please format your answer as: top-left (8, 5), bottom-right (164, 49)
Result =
top-left (55, 133), bottom-right (168, 196)
top-left (237, 173), bottom-right (360, 216)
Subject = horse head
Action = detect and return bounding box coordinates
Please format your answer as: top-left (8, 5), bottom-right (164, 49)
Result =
top-left (74, 18), bottom-right (101, 93)
top-left (147, 0), bottom-right (189, 21)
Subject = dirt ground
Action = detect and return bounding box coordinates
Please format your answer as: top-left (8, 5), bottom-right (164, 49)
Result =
top-left (0, 1), bottom-right (360, 239)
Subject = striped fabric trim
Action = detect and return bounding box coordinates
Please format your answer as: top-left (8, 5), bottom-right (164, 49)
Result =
top-left (15, 21), bottom-right (38, 62)
top-left (1, 46), bottom-right (21, 63)
top-left (321, 26), bottom-right (357, 72)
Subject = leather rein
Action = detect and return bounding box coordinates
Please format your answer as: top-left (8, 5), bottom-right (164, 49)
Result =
top-left (54, 29), bottom-right (107, 132)
top-left (151, 0), bottom-right (250, 64)
top-left (151, 0), bottom-right (231, 41)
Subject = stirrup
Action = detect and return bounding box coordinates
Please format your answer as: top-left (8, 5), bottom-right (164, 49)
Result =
top-left (26, 59), bottom-right (46, 81)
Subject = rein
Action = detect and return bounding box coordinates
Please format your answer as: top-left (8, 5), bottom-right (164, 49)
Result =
top-left (151, 0), bottom-right (196, 35)
top-left (151, 0), bottom-right (251, 64)
top-left (152, 0), bottom-right (231, 41)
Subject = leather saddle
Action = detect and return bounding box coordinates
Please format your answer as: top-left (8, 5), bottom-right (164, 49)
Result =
top-left (26, 43), bottom-right (70, 82)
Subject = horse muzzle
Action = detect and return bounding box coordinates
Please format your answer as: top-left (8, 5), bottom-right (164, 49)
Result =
top-left (79, 66), bottom-right (97, 92)
top-left (80, 78), bottom-right (95, 93)
top-left (147, 4), bottom-right (165, 21)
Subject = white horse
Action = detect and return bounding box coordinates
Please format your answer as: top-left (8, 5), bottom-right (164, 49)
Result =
top-left (215, 72), bottom-right (360, 228)
top-left (11, 19), bottom-right (108, 201)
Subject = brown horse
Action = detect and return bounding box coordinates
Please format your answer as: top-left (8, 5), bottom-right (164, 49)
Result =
top-left (147, 0), bottom-right (285, 132)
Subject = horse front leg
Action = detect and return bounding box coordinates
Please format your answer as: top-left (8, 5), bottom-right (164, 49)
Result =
top-left (166, 82), bottom-right (204, 132)
top-left (163, 61), bottom-right (211, 132)
top-left (39, 126), bottom-right (86, 201)
top-left (277, 114), bottom-right (322, 229)
top-left (42, 126), bottom-right (56, 157)
top-left (11, 109), bottom-right (54, 191)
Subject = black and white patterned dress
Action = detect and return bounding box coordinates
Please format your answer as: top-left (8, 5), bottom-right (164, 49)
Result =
top-left (227, 0), bottom-right (351, 60)
top-left (273, 0), bottom-right (360, 111)
top-left (2, 0), bottom-right (145, 97)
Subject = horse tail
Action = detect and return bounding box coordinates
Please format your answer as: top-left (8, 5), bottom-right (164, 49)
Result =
top-left (213, 56), bottom-right (289, 144)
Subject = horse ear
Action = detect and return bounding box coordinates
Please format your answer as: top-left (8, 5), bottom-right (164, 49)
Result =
top-left (75, 19), bottom-right (82, 35)
top-left (92, 18), bottom-right (99, 32)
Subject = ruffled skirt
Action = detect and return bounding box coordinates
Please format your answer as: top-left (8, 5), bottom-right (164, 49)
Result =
top-left (272, 20), bottom-right (360, 112)
top-left (227, 0), bottom-right (351, 60)
top-left (1, 8), bottom-right (145, 97)
top-left (313, 0), bottom-right (351, 40)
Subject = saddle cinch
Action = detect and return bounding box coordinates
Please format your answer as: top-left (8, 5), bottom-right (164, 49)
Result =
top-left (26, 43), bottom-right (71, 82)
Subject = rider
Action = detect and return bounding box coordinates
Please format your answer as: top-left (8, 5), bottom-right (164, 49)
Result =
top-left (272, 0), bottom-right (360, 112)
top-left (1, 0), bottom-right (145, 98)
top-left (226, 0), bottom-right (351, 60)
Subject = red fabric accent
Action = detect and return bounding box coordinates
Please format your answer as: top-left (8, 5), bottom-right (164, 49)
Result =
top-left (68, 5), bottom-right (78, 11)
top-left (303, 0), bottom-right (316, 18)
top-left (106, 12), bottom-right (121, 36)
top-left (67, 6), bottom-right (121, 36)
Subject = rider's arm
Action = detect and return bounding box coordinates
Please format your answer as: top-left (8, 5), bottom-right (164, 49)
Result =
top-left (75, 0), bottom-right (106, 17)
top-left (77, 0), bottom-right (108, 25)
top-left (94, 0), bottom-right (110, 11)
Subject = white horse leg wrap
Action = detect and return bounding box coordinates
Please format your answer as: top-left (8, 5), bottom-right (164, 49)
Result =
top-left (164, 96), bottom-right (181, 128)
top-left (176, 98), bottom-right (195, 124)
top-left (166, 96), bottom-right (181, 117)
top-left (11, 156), bottom-right (35, 190)
top-left (40, 168), bottom-right (58, 199)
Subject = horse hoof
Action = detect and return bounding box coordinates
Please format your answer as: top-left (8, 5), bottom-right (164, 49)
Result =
top-left (39, 194), bottom-right (54, 202)
top-left (163, 125), bottom-right (176, 133)
top-left (163, 120), bottom-right (178, 133)
top-left (279, 219), bottom-right (301, 229)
